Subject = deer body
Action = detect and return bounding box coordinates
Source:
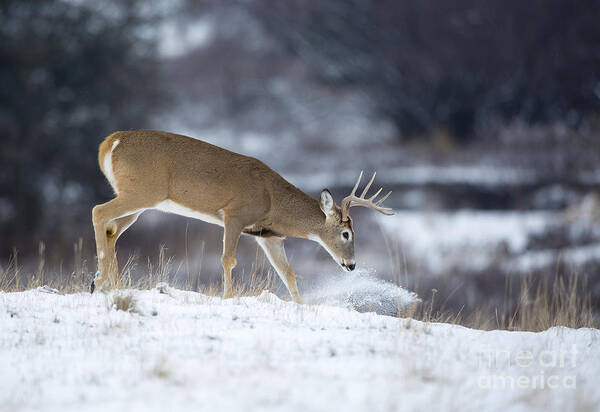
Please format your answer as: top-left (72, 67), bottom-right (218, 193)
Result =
top-left (91, 130), bottom-right (392, 303)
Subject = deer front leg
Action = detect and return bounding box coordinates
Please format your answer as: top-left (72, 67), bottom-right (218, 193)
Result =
top-left (256, 237), bottom-right (302, 304)
top-left (221, 216), bottom-right (244, 299)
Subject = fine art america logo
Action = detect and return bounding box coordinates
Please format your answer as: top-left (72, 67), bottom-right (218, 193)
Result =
top-left (476, 345), bottom-right (578, 389)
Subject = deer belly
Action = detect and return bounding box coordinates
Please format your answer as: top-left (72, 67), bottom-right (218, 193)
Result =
top-left (153, 199), bottom-right (224, 226)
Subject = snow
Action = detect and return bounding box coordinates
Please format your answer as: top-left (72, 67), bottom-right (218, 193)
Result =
top-left (377, 211), bottom-right (555, 274)
top-left (158, 18), bottom-right (214, 58)
top-left (511, 243), bottom-right (600, 272)
top-left (579, 170), bottom-right (600, 185)
top-left (286, 166), bottom-right (538, 193)
top-left (386, 165), bottom-right (537, 186)
top-left (2, 287), bottom-right (599, 412)
top-left (304, 269), bottom-right (420, 315)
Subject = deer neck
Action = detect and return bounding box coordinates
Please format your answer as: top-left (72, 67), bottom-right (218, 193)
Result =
top-left (272, 187), bottom-right (325, 239)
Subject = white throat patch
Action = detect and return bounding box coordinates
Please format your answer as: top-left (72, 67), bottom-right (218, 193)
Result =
top-left (308, 234), bottom-right (340, 264)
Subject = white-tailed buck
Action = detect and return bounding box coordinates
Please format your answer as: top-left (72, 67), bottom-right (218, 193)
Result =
top-left (91, 130), bottom-right (394, 303)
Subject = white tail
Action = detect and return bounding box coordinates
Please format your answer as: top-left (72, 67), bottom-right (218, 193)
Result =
top-left (91, 130), bottom-right (394, 303)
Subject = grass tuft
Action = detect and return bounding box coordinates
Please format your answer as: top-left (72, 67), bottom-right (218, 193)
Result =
top-left (111, 293), bottom-right (138, 313)
top-left (393, 260), bottom-right (597, 331)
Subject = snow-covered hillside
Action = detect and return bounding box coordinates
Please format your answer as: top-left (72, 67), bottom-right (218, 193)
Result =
top-left (1, 287), bottom-right (598, 412)
top-left (376, 210), bottom-right (600, 275)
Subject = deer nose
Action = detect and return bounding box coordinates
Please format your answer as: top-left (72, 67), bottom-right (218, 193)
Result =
top-left (347, 263), bottom-right (355, 271)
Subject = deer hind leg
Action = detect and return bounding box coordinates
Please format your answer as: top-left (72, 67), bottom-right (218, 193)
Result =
top-left (221, 216), bottom-right (245, 299)
top-left (91, 196), bottom-right (148, 293)
top-left (103, 212), bottom-right (142, 290)
top-left (256, 237), bottom-right (302, 304)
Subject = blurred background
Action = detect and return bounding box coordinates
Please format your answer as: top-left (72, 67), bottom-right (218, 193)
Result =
top-left (1, 0), bottom-right (599, 320)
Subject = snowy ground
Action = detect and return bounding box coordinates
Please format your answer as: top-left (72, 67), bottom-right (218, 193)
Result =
top-left (376, 210), bottom-right (600, 275)
top-left (2, 287), bottom-right (599, 412)
top-left (285, 165), bottom-right (538, 193)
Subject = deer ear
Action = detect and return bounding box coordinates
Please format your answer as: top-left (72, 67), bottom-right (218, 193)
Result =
top-left (319, 189), bottom-right (334, 216)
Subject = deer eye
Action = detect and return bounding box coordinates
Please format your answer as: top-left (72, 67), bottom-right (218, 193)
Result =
top-left (342, 231), bottom-right (350, 240)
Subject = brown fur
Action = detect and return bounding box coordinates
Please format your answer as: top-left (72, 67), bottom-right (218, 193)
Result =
top-left (91, 130), bottom-right (357, 302)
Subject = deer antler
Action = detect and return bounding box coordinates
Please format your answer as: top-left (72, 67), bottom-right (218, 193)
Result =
top-left (341, 171), bottom-right (394, 221)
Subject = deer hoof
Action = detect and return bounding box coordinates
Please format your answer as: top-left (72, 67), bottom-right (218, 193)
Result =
top-left (90, 271), bottom-right (101, 294)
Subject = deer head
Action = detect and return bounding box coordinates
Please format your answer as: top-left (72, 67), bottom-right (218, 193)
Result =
top-left (315, 171), bottom-right (394, 271)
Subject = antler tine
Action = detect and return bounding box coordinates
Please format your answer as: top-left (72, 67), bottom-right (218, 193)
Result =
top-left (341, 171), bottom-right (395, 221)
top-left (350, 170), bottom-right (363, 197)
top-left (360, 171), bottom-right (376, 198)
top-left (369, 187), bottom-right (383, 201)
top-left (375, 190), bottom-right (392, 206)
top-left (341, 171), bottom-right (363, 221)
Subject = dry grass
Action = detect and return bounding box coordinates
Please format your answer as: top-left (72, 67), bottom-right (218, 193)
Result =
top-left (386, 233), bottom-right (598, 331)
top-left (502, 272), bottom-right (596, 331)
top-left (399, 273), bottom-right (597, 331)
top-left (111, 293), bottom-right (138, 313)
top-left (1, 241), bottom-right (597, 332)
top-left (150, 357), bottom-right (172, 380)
top-left (0, 242), bottom-right (276, 299)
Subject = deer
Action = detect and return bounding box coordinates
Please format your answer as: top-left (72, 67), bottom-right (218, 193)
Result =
top-left (91, 130), bottom-right (394, 303)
